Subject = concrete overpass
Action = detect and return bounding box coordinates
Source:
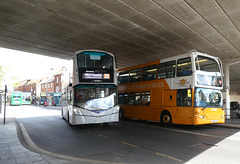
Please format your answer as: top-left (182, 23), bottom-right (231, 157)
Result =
top-left (1, 0), bottom-right (240, 113)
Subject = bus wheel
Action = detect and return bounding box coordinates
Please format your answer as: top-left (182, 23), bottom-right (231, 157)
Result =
top-left (161, 111), bottom-right (172, 125)
top-left (61, 108), bottom-right (64, 119)
top-left (103, 123), bottom-right (109, 126)
top-left (67, 111), bottom-right (70, 123)
top-left (119, 108), bottom-right (125, 120)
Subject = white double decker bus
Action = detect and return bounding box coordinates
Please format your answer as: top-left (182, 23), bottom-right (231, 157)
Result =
top-left (61, 50), bottom-right (119, 125)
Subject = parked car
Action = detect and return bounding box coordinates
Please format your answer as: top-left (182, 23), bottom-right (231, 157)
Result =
top-left (236, 109), bottom-right (240, 118)
top-left (230, 101), bottom-right (240, 118)
top-left (230, 101), bottom-right (239, 110)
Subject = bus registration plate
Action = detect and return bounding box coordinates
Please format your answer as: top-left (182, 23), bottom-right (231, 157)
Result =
top-left (212, 120), bottom-right (218, 123)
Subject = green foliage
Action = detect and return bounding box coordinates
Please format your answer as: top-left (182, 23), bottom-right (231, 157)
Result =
top-left (0, 66), bottom-right (6, 90)
top-left (12, 81), bottom-right (19, 88)
top-left (0, 66), bottom-right (6, 83)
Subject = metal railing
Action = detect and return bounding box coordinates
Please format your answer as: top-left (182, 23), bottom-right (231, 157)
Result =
top-left (225, 109), bottom-right (240, 120)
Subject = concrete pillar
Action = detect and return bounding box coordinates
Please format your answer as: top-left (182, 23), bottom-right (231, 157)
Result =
top-left (224, 62), bottom-right (230, 119)
top-left (223, 58), bottom-right (240, 119)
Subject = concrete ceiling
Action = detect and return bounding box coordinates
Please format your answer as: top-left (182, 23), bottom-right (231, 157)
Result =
top-left (1, 0), bottom-right (240, 92)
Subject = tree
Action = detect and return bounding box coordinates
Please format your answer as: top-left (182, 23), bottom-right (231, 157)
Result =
top-left (0, 66), bottom-right (6, 90)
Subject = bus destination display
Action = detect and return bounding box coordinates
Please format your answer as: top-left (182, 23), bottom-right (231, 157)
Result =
top-left (82, 70), bottom-right (110, 80)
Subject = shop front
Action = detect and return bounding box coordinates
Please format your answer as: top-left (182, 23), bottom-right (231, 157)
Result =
top-left (40, 92), bottom-right (46, 105)
top-left (47, 92), bottom-right (53, 106)
top-left (53, 93), bottom-right (61, 106)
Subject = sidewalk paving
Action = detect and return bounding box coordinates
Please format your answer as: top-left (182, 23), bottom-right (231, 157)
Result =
top-left (1, 106), bottom-right (240, 164)
top-left (0, 117), bottom-right (74, 164)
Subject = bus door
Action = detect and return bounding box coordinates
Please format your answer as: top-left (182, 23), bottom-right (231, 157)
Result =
top-left (175, 89), bottom-right (193, 124)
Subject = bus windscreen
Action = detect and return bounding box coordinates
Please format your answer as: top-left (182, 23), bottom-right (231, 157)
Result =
top-left (77, 51), bottom-right (114, 82)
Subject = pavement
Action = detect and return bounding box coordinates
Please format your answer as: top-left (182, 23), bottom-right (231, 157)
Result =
top-left (0, 113), bottom-right (80, 164)
top-left (0, 117), bottom-right (73, 164)
top-left (0, 105), bottom-right (87, 164)
top-left (1, 105), bottom-right (240, 164)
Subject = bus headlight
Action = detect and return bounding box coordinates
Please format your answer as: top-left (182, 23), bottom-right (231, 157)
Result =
top-left (73, 107), bottom-right (80, 115)
top-left (221, 115), bottom-right (225, 118)
top-left (113, 105), bottom-right (120, 113)
top-left (199, 115), bottom-right (205, 119)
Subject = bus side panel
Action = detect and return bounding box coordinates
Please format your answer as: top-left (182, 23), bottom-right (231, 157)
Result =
top-left (151, 90), bottom-right (162, 108)
top-left (151, 90), bottom-right (163, 121)
top-left (123, 105), bottom-right (135, 119)
top-left (163, 90), bottom-right (176, 107)
top-left (162, 90), bottom-right (194, 125)
top-left (173, 107), bottom-right (194, 125)
top-left (134, 106), bottom-right (150, 120)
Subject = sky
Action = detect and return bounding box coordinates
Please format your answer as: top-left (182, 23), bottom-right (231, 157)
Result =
top-left (0, 47), bottom-right (70, 89)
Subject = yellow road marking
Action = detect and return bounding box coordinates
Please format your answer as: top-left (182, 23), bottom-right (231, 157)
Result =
top-left (121, 141), bottom-right (138, 148)
top-left (98, 134), bottom-right (109, 139)
top-left (156, 152), bottom-right (182, 162)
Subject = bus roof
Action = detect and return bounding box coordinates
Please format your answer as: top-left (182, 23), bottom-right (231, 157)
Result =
top-left (117, 50), bottom-right (219, 73)
top-left (117, 60), bottom-right (160, 72)
top-left (117, 52), bottom-right (191, 72)
top-left (74, 49), bottom-right (115, 58)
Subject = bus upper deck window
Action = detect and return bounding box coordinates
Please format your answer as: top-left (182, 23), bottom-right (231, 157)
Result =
top-left (130, 68), bottom-right (142, 83)
top-left (143, 65), bottom-right (157, 81)
top-left (118, 71), bottom-right (129, 84)
top-left (158, 60), bottom-right (176, 79)
top-left (177, 57), bottom-right (192, 77)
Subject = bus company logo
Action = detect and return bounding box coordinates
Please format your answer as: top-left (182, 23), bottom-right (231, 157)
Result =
top-left (177, 79), bottom-right (190, 87)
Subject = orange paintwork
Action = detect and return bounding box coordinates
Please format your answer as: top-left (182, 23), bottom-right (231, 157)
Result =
top-left (118, 60), bottom-right (225, 125)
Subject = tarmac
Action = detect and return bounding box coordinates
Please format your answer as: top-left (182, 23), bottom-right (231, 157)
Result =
top-left (1, 106), bottom-right (240, 164)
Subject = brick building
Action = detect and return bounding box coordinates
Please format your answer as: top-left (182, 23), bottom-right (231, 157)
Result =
top-left (40, 73), bottom-right (62, 106)
top-left (52, 73), bottom-right (62, 106)
top-left (14, 79), bottom-right (37, 96)
top-left (15, 67), bottom-right (64, 106)
top-left (54, 74), bottom-right (61, 93)
top-left (40, 77), bottom-right (54, 106)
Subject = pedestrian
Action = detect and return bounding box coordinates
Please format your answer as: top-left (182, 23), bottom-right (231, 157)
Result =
top-left (44, 100), bottom-right (47, 107)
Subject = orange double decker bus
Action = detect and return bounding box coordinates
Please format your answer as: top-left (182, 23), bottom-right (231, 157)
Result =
top-left (117, 50), bottom-right (225, 125)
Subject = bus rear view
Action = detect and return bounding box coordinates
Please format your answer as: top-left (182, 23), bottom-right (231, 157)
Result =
top-left (11, 91), bottom-right (22, 106)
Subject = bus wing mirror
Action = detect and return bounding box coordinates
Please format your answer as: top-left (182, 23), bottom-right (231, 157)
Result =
top-left (218, 58), bottom-right (224, 77)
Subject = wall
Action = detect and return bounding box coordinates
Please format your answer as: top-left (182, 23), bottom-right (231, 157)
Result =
top-left (230, 91), bottom-right (240, 102)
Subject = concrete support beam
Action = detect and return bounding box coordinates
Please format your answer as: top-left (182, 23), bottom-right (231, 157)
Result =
top-left (223, 62), bottom-right (230, 119)
top-left (223, 58), bottom-right (240, 119)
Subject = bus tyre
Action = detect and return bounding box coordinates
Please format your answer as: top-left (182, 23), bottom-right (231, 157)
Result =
top-left (67, 111), bottom-right (70, 123)
top-left (161, 111), bottom-right (172, 126)
top-left (61, 108), bottom-right (64, 119)
top-left (103, 123), bottom-right (109, 126)
top-left (119, 108), bottom-right (125, 120)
